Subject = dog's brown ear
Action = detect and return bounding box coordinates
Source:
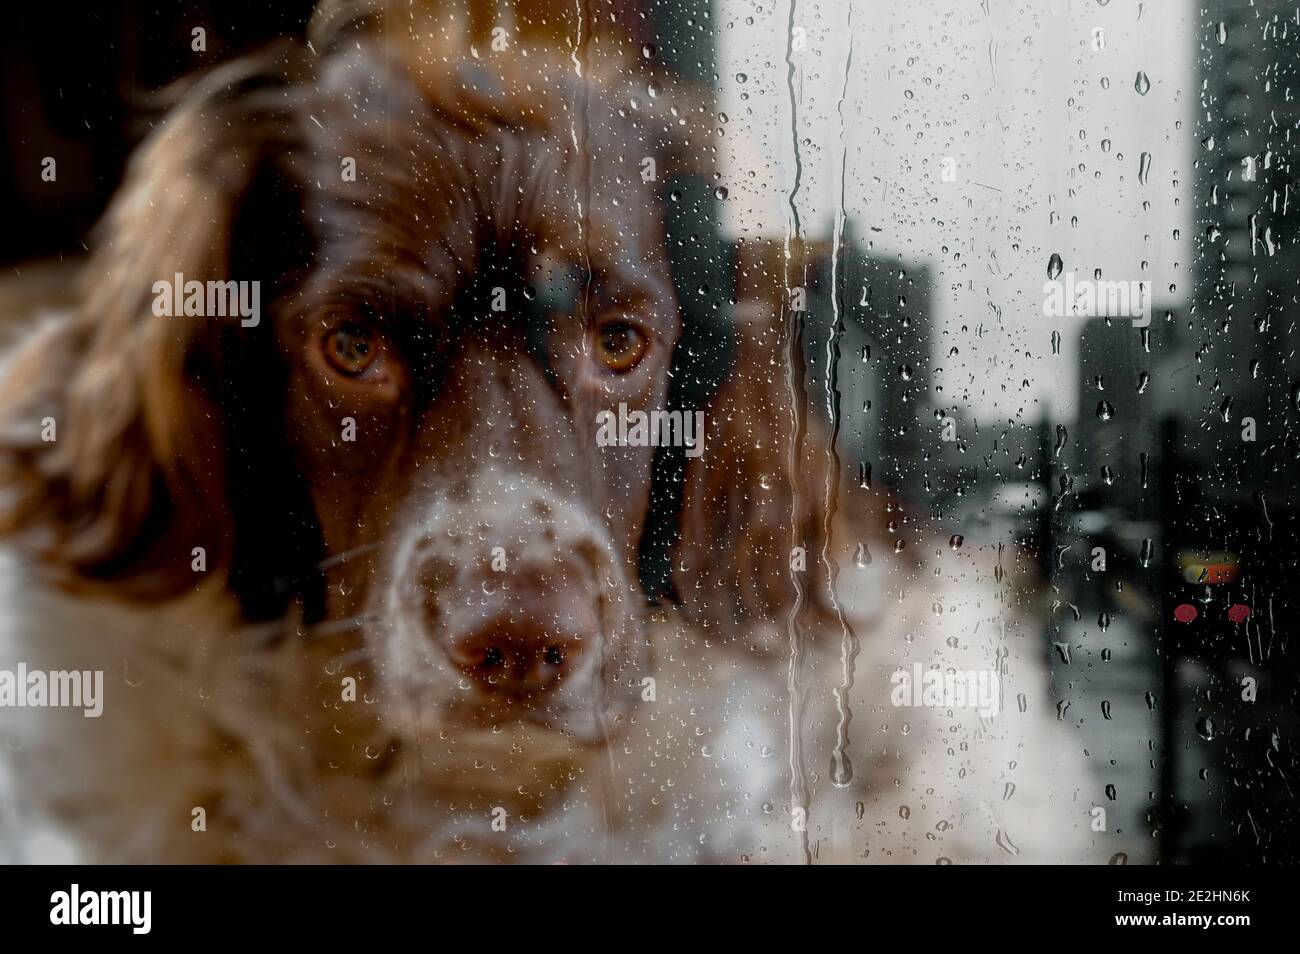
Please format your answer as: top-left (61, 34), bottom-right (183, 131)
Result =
top-left (673, 239), bottom-right (835, 636)
top-left (0, 53), bottom-right (304, 600)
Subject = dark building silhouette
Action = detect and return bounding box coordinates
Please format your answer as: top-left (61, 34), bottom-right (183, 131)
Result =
top-left (1072, 311), bottom-right (1175, 513)
top-left (1166, 1), bottom-right (1300, 863)
top-left (1192, 1), bottom-right (1300, 485)
top-left (799, 241), bottom-right (934, 504)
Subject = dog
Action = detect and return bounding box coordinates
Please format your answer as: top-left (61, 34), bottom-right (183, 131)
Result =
top-left (0, 1), bottom-right (1106, 864)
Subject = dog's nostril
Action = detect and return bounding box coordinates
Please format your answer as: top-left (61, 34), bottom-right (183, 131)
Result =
top-left (464, 643), bottom-right (569, 697)
top-left (433, 569), bottom-right (600, 704)
top-left (446, 624), bottom-right (584, 702)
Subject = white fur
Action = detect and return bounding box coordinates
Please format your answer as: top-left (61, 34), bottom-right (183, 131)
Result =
top-left (0, 529), bottom-right (1109, 863)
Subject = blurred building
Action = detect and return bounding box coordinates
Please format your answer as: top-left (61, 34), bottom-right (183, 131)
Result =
top-left (1167, 1), bottom-right (1300, 863)
top-left (1193, 1), bottom-right (1300, 485)
top-left (799, 242), bottom-right (933, 504)
top-left (1073, 317), bottom-right (1145, 506)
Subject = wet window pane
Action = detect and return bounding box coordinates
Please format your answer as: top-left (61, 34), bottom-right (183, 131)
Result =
top-left (0, 0), bottom-right (1290, 876)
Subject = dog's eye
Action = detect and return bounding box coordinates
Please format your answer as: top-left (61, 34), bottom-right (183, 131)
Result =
top-left (324, 325), bottom-right (377, 376)
top-left (594, 320), bottom-right (648, 372)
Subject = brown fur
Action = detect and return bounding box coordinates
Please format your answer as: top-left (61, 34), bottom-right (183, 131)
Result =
top-left (0, 2), bottom-right (1102, 865)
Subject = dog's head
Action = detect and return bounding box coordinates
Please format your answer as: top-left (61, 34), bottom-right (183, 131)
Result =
top-left (0, 7), bottom-right (722, 745)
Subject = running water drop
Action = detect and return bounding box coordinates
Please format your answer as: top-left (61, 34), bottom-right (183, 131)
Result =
top-left (995, 828), bottom-right (1021, 856)
top-left (830, 751), bottom-right (853, 788)
top-left (1047, 252), bottom-right (1064, 279)
top-left (1254, 490), bottom-right (1273, 542)
top-left (779, 0), bottom-right (814, 865)
top-left (1134, 71), bottom-right (1150, 95)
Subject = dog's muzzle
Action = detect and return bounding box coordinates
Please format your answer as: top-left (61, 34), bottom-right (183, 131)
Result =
top-left (373, 471), bottom-right (644, 741)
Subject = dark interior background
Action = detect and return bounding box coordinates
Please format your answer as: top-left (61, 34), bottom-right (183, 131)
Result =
top-left (0, 0), bottom-right (317, 266)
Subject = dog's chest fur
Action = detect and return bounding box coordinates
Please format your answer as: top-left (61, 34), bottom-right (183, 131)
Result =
top-left (0, 555), bottom-right (799, 863)
top-left (0, 542), bottom-right (1105, 864)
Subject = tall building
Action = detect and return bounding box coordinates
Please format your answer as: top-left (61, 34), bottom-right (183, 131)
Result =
top-left (1193, 2), bottom-right (1300, 489)
top-left (1169, 2), bottom-right (1300, 863)
top-left (800, 244), bottom-right (934, 503)
top-left (1074, 316), bottom-right (1145, 505)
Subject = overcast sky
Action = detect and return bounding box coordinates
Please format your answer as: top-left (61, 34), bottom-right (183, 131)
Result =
top-left (714, 0), bottom-right (1196, 422)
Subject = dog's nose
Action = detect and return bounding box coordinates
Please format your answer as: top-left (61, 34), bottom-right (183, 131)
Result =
top-left (441, 584), bottom-right (595, 700)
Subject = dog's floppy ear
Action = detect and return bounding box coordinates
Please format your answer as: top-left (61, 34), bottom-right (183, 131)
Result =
top-left (673, 239), bottom-right (835, 636)
top-left (0, 51), bottom-right (309, 601)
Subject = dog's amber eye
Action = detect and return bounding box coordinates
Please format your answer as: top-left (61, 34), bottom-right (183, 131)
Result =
top-left (324, 325), bottom-right (376, 376)
top-left (594, 320), bottom-right (648, 372)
